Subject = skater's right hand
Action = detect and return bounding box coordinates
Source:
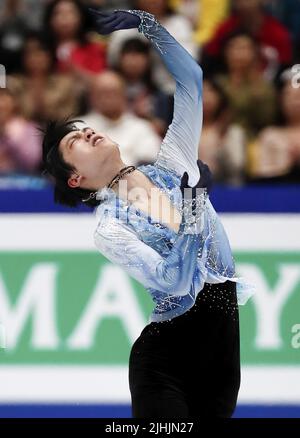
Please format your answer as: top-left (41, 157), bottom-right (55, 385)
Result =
top-left (88, 9), bottom-right (141, 35)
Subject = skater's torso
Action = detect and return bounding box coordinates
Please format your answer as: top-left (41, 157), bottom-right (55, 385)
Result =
top-left (116, 169), bottom-right (182, 234)
top-left (94, 164), bottom-right (251, 322)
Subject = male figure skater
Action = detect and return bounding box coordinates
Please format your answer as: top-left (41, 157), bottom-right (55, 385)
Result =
top-left (41, 9), bottom-right (254, 418)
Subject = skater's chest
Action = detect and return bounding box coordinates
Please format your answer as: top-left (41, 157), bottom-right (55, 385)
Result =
top-left (129, 185), bottom-right (182, 234)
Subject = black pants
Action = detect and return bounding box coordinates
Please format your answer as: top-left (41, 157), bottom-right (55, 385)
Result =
top-left (129, 280), bottom-right (240, 418)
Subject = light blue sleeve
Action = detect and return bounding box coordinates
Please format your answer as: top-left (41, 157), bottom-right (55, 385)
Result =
top-left (94, 217), bottom-right (202, 296)
top-left (126, 9), bottom-right (203, 186)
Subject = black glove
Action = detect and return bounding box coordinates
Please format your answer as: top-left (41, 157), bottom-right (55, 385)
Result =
top-left (179, 160), bottom-right (212, 233)
top-left (180, 160), bottom-right (213, 198)
top-left (88, 9), bottom-right (141, 34)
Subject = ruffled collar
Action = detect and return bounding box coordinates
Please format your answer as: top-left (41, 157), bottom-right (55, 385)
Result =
top-left (95, 164), bottom-right (181, 238)
top-left (95, 164), bottom-right (160, 203)
top-left (96, 185), bottom-right (116, 202)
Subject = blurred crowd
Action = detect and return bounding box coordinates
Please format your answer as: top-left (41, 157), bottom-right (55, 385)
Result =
top-left (1, 0), bottom-right (300, 187)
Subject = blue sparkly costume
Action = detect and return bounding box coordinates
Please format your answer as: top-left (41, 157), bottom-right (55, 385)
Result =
top-left (94, 10), bottom-right (255, 323)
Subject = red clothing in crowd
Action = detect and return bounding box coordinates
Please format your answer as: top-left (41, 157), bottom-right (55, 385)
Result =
top-left (205, 14), bottom-right (292, 65)
top-left (56, 41), bottom-right (107, 74)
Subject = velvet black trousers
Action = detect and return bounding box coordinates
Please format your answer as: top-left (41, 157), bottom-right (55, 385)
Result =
top-left (129, 280), bottom-right (240, 418)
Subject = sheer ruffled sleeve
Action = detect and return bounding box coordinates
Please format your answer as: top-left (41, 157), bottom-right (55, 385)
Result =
top-left (94, 215), bottom-right (205, 296)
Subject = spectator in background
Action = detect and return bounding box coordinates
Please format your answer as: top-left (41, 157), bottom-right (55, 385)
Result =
top-left (43, 0), bottom-right (107, 79)
top-left (20, 0), bottom-right (50, 31)
top-left (82, 70), bottom-right (161, 166)
top-left (202, 0), bottom-right (292, 81)
top-left (107, 0), bottom-right (197, 94)
top-left (264, 0), bottom-right (300, 62)
top-left (7, 31), bottom-right (80, 123)
top-left (199, 78), bottom-right (246, 185)
top-left (215, 30), bottom-right (277, 139)
top-left (168, 0), bottom-right (199, 29)
top-left (0, 89), bottom-right (41, 174)
top-left (115, 38), bottom-right (173, 137)
top-left (0, 0), bottom-right (29, 73)
top-left (250, 71), bottom-right (300, 183)
top-left (194, 0), bottom-right (229, 46)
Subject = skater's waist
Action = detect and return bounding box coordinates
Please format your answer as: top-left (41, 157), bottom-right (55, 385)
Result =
top-left (149, 279), bottom-right (237, 324)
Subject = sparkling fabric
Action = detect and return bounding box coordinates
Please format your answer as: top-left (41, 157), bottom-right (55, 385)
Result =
top-left (94, 10), bottom-right (255, 322)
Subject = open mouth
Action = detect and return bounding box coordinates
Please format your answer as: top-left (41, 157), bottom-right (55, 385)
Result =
top-left (92, 135), bottom-right (105, 146)
top-left (94, 138), bottom-right (104, 146)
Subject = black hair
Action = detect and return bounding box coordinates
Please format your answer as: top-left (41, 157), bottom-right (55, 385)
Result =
top-left (40, 118), bottom-right (100, 209)
top-left (43, 0), bottom-right (92, 50)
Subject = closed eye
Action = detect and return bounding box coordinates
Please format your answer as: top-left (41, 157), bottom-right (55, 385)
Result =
top-left (69, 133), bottom-right (81, 148)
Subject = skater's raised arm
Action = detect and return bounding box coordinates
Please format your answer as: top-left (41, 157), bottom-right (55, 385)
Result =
top-left (131, 10), bottom-right (203, 186)
top-left (88, 8), bottom-right (203, 186)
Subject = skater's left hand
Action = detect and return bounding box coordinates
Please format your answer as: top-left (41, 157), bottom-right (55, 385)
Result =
top-left (179, 160), bottom-right (212, 230)
top-left (88, 9), bottom-right (141, 35)
top-left (196, 159), bottom-right (213, 194)
top-left (180, 160), bottom-right (213, 198)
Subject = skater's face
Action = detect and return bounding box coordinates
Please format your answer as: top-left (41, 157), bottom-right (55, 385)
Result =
top-left (59, 125), bottom-right (121, 190)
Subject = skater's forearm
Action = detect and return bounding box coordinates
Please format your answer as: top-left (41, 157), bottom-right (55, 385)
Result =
top-left (132, 9), bottom-right (203, 92)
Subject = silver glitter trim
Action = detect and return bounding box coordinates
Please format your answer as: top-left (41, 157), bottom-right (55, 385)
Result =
top-left (114, 9), bottom-right (165, 54)
top-left (180, 188), bottom-right (208, 235)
